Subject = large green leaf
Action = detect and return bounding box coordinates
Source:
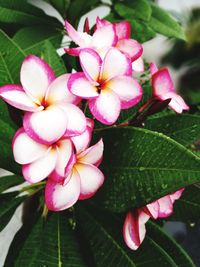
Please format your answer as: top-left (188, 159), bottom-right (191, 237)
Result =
top-left (149, 4), bottom-right (185, 40)
top-left (170, 185), bottom-right (200, 223)
top-left (114, 0), bottom-right (152, 22)
top-left (145, 114), bottom-right (200, 146)
top-left (77, 204), bottom-right (194, 267)
top-left (0, 119), bottom-right (15, 143)
top-left (0, 175), bottom-right (23, 194)
top-left (42, 40), bottom-right (66, 76)
top-left (11, 212), bottom-right (87, 266)
top-left (147, 221), bottom-right (195, 267)
top-left (0, 193), bottom-right (25, 232)
top-left (43, 0), bottom-right (70, 18)
top-left (93, 127), bottom-right (200, 212)
top-left (13, 26), bottom-right (62, 54)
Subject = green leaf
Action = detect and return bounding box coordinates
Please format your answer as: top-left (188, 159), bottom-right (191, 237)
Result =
top-left (43, 0), bottom-right (70, 18)
top-left (0, 119), bottom-right (15, 143)
top-left (147, 221), bottom-right (195, 267)
top-left (0, 175), bottom-right (23, 194)
top-left (129, 20), bottom-right (156, 43)
top-left (114, 0), bottom-right (152, 22)
top-left (0, 30), bottom-right (26, 84)
top-left (170, 185), bottom-right (200, 223)
top-left (12, 212), bottom-right (87, 266)
top-left (42, 40), bottom-right (66, 76)
top-left (145, 114), bottom-right (200, 146)
top-left (0, 193), bottom-right (25, 232)
top-left (149, 4), bottom-right (185, 40)
top-left (77, 204), bottom-right (193, 267)
top-left (13, 26), bottom-right (62, 54)
top-left (94, 127), bottom-right (200, 212)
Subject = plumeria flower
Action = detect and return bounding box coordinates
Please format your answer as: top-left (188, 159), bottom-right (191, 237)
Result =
top-left (68, 48), bottom-right (143, 125)
top-left (12, 119), bottom-right (94, 184)
top-left (123, 188), bottom-right (184, 250)
top-left (96, 17), bottom-right (144, 72)
top-left (45, 138), bottom-right (104, 211)
top-left (150, 63), bottom-right (189, 113)
top-left (0, 55), bottom-right (86, 145)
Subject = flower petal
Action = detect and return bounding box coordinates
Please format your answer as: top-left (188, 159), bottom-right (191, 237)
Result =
top-left (23, 105), bottom-right (68, 145)
top-left (0, 84), bottom-right (40, 112)
top-left (123, 210), bottom-right (150, 250)
top-left (170, 188), bottom-right (185, 204)
top-left (152, 68), bottom-right (175, 96)
top-left (163, 92), bottom-right (189, 113)
top-left (20, 55), bottom-right (55, 103)
top-left (46, 74), bottom-right (80, 105)
top-left (22, 148), bottom-right (57, 183)
top-left (106, 76), bottom-right (143, 109)
top-left (45, 168), bottom-right (81, 211)
top-left (76, 163), bottom-right (104, 200)
top-left (64, 47), bottom-right (82, 56)
top-left (145, 200), bottom-right (159, 219)
top-left (79, 48), bottom-right (102, 83)
top-left (71, 118), bottom-right (94, 153)
top-left (101, 48), bottom-right (132, 81)
top-left (68, 72), bottom-right (98, 98)
top-left (59, 103), bottom-right (86, 136)
top-left (132, 57), bottom-right (144, 73)
top-left (117, 39), bottom-right (143, 61)
top-left (115, 21), bottom-right (131, 40)
top-left (77, 139), bottom-right (104, 166)
top-left (157, 195), bottom-right (173, 218)
top-left (49, 139), bottom-right (73, 182)
top-left (92, 24), bottom-right (117, 49)
top-left (12, 128), bottom-right (48, 164)
top-left (150, 62), bottom-right (158, 75)
top-left (89, 89), bottom-right (121, 125)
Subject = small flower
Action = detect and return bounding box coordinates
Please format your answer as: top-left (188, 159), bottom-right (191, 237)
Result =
top-left (45, 139), bottom-right (104, 211)
top-left (123, 189), bottom-right (185, 250)
top-left (68, 48), bottom-right (143, 125)
top-left (0, 55), bottom-right (86, 145)
top-left (150, 63), bottom-right (189, 113)
top-left (12, 119), bottom-right (94, 184)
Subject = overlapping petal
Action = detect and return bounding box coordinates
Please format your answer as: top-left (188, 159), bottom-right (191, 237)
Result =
top-left (132, 57), bottom-right (144, 73)
top-left (92, 24), bottom-right (117, 49)
top-left (152, 68), bottom-right (174, 96)
top-left (117, 39), bottom-right (143, 61)
top-left (45, 168), bottom-right (81, 211)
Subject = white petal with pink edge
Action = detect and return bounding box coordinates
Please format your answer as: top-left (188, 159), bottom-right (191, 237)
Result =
top-left (157, 195), bottom-right (173, 218)
top-left (89, 89), bottom-right (121, 125)
top-left (123, 210), bottom-right (150, 250)
top-left (45, 168), bottom-right (81, 211)
top-left (68, 72), bottom-right (98, 98)
top-left (77, 139), bottom-right (103, 166)
top-left (12, 128), bottom-right (48, 164)
top-left (45, 74), bottom-right (80, 105)
top-left (20, 55), bottom-right (55, 103)
top-left (115, 21), bottom-right (131, 40)
top-left (23, 105), bottom-right (68, 145)
top-left (92, 24), bottom-right (117, 49)
top-left (132, 57), bottom-right (144, 73)
top-left (59, 103), bottom-right (86, 136)
top-left (162, 92), bottom-right (189, 113)
top-left (100, 48), bottom-right (132, 81)
top-left (0, 84), bottom-right (40, 112)
top-left (79, 48), bottom-right (102, 82)
top-left (150, 62), bottom-right (158, 75)
top-left (170, 188), bottom-right (185, 203)
top-left (152, 68), bottom-right (174, 96)
top-left (145, 200), bottom-right (159, 219)
top-left (49, 139), bottom-right (73, 182)
top-left (76, 163), bottom-right (104, 200)
top-left (71, 118), bottom-right (94, 153)
top-left (117, 39), bottom-right (143, 61)
top-left (106, 76), bottom-right (143, 109)
top-left (22, 148), bottom-right (57, 183)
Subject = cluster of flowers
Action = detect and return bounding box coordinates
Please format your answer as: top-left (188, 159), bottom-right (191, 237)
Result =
top-left (0, 17), bottom-right (189, 249)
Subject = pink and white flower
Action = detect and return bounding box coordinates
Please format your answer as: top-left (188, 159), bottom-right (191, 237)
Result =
top-left (0, 55), bottom-right (86, 145)
top-left (68, 48), bottom-right (143, 124)
top-left (123, 188), bottom-right (185, 250)
top-left (12, 118), bottom-right (94, 184)
top-left (45, 138), bottom-right (104, 211)
top-left (150, 63), bottom-right (189, 113)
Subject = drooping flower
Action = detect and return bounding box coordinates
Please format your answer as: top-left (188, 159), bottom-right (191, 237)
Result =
top-left (68, 48), bottom-right (143, 125)
top-left (45, 138), bottom-right (104, 211)
top-left (150, 63), bottom-right (189, 113)
top-left (0, 55), bottom-right (86, 145)
top-left (123, 189), bottom-right (185, 250)
top-left (65, 18), bottom-right (144, 72)
top-left (12, 119), bottom-right (94, 184)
